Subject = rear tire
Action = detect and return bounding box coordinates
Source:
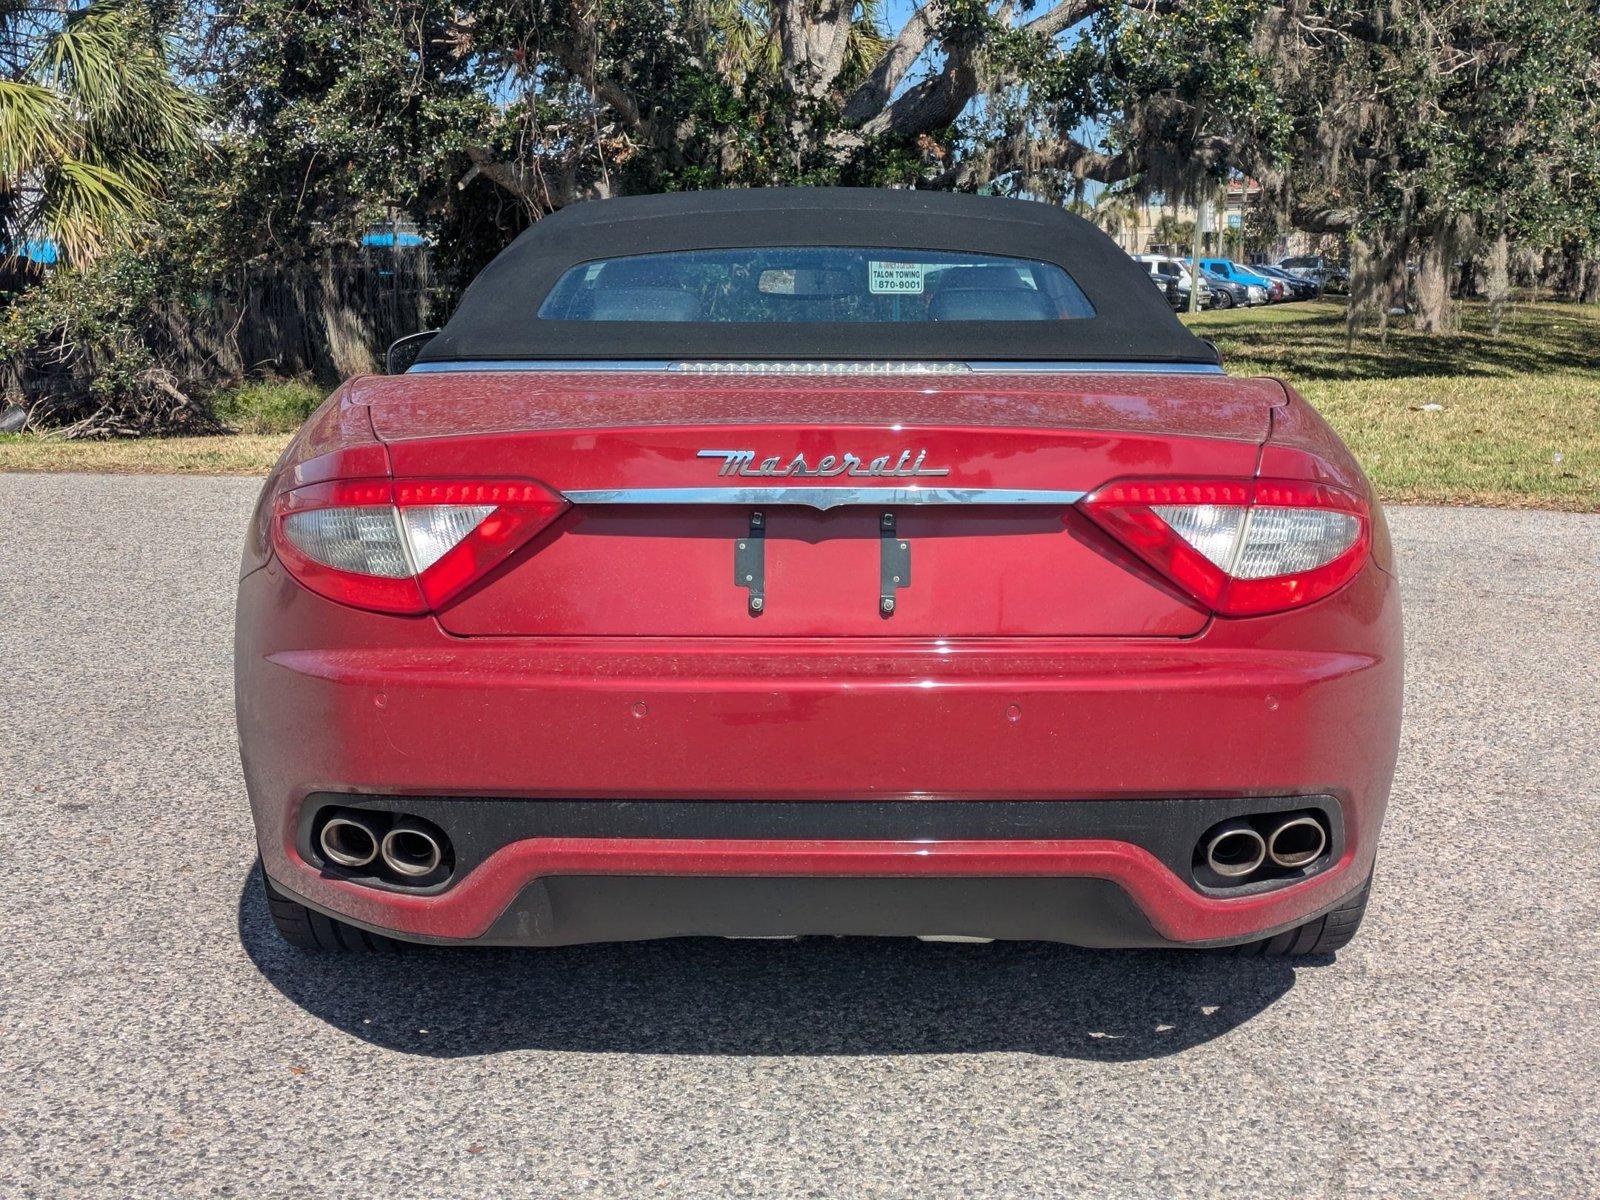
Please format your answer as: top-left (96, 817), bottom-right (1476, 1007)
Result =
top-left (1237, 877), bottom-right (1371, 957)
top-left (262, 865), bottom-right (406, 953)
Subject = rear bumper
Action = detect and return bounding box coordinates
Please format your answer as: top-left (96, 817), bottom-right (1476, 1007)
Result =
top-left (237, 559), bottom-right (1402, 948)
top-left (268, 869), bottom-right (1377, 950)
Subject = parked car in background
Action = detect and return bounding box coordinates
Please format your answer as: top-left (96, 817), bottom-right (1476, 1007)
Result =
top-left (1144, 270), bottom-right (1182, 309)
top-left (1276, 254), bottom-right (1326, 281)
top-left (1140, 266), bottom-right (1200, 313)
top-left (1159, 277), bottom-right (1204, 311)
top-left (1133, 255), bottom-right (1211, 309)
top-left (1253, 264), bottom-right (1319, 301)
top-left (1162, 280), bottom-right (1194, 311)
top-left (1199, 259), bottom-right (1270, 305)
top-left (1277, 256), bottom-right (1350, 294)
top-left (1200, 268), bottom-right (1251, 310)
top-left (1319, 264), bottom-right (1351, 293)
top-left (1200, 258), bottom-right (1284, 302)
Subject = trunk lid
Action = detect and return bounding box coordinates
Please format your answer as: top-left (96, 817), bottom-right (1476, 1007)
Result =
top-left (358, 371), bottom-right (1283, 638)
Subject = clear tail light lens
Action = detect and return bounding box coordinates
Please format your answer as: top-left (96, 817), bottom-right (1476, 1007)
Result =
top-left (399, 505), bottom-right (497, 571)
top-left (272, 479), bottom-right (567, 613)
top-left (1080, 478), bottom-right (1370, 616)
top-left (282, 506), bottom-right (413, 579)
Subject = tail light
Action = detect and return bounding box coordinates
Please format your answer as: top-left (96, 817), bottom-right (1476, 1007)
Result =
top-left (1080, 477), bottom-right (1369, 616)
top-left (271, 479), bottom-right (567, 613)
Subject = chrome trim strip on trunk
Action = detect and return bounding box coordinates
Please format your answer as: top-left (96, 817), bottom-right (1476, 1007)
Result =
top-left (563, 487), bottom-right (1086, 511)
top-left (409, 360), bottom-right (677, 373)
top-left (966, 361), bottom-right (1224, 374)
top-left (407, 359), bottom-right (1224, 375)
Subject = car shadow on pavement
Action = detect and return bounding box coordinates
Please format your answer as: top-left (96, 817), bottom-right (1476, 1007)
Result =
top-left (237, 865), bottom-right (1314, 1061)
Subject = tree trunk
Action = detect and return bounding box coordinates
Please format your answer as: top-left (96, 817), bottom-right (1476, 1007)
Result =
top-left (1345, 234), bottom-right (1377, 346)
top-left (1413, 227), bottom-right (1455, 334)
top-left (1582, 260), bottom-right (1600, 305)
top-left (1549, 244), bottom-right (1599, 303)
top-left (1486, 229), bottom-right (1510, 337)
top-left (1383, 257), bottom-right (1409, 323)
top-left (1188, 191), bottom-right (1210, 313)
top-left (1346, 231), bottom-right (1410, 345)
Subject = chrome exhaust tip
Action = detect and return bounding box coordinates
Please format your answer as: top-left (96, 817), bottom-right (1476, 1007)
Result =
top-left (380, 823), bottom-right (444, 879)
top-left (1203, 820), bottom-right (1267, 879)
top-left (1267, 815), bottom-right (1327, 869)
top-left (319, 816), bottom-right (379, 869)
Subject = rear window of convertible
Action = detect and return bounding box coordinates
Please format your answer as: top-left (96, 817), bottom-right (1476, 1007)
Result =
top-left (535, 247), bottom-right (1096, 323)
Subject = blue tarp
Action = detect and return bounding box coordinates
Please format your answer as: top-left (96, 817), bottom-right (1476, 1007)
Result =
top-left (360, 230), bottom-right (428, 248)
top-left (20, 239), bottom-right (59, 264)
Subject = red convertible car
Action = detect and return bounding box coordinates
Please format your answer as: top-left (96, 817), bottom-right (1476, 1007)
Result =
top-left (237, 189), bottom-right (1401, 955)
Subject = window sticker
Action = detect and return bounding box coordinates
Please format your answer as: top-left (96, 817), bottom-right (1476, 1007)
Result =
top-left (868, 261), bottom-right (925, 294)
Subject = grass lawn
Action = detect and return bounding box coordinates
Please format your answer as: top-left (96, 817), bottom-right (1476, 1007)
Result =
top-left (1182, 298), bottom-right (1599, 511)
top-left (0, 431), bottom-right (293, 475)
top-left (2, 298), bottom-right (1596, 509)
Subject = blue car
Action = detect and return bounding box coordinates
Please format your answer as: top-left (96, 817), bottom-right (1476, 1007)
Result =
top-left (1199, 259), bottom-right (1278, 304)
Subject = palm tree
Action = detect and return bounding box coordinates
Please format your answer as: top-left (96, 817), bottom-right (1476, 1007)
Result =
top-left (1, 1), bottom-right (204, 266)
top-left (1085, 184), bottom-right (1141, 248)
top-left (688, 0), bottom-right (889, 89)
top-left (1151, 213), bottom-right (1196, 254)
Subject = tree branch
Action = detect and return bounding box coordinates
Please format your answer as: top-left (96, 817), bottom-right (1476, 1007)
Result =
top-left (1020, 0), bottom-right (1103, 40)
top-left (847, 0), bottom-right (1103, 136)
top-left (1292, 205), bottom-right (1356, 233)
top-left (462, 147), bottom-right (612, 214)
top-left (842, 1), bottom-right (944, 124)
top-left (463, 147), bottom-right (541, 204)
top-left (593, 79), bottom-right (641, 126)
top-left (858, 50), bottom-right (978, 137)
top-left (928, 135), bottom-right (1137, 189)
top-left (558, 0), bottom-right (643, 127)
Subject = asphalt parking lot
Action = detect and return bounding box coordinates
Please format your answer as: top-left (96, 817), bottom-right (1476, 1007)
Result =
top-left (1, 472), bottom-right (1596, 1199)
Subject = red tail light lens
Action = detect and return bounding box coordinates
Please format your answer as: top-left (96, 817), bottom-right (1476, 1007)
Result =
top-left (1080, 477), bottom-right (1370, 616)
top-left (272, 479), bottom-right (567, 613)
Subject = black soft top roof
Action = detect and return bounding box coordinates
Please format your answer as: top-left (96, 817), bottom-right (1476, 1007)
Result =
top-left (417, 188), bottom-right (1219, 366)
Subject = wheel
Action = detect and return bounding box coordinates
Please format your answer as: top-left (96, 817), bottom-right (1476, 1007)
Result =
top-left (1237, 877), bottom-right (1371, 957)
top-left (1214, 291), bottom-right (1234, 310)
top-left (262, 864), bottom-right (406, 952)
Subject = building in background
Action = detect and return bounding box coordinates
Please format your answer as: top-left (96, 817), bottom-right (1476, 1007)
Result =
top-left (1099, 177), bottom-right (1311, 263)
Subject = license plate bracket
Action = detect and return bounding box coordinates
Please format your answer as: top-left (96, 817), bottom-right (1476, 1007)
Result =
top-left (735, 511), bottom-right (765, 614)
top-left (879, 511), bottom-right (910, 617)
top-left (734, 508), bottom-right (911, 618)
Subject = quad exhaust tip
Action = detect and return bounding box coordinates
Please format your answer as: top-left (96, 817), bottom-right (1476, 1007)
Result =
top-left (1197, 811), bottom-right (1330, 885)
top-left (318, 810), bottom-right (451, 884)
top-left (380, 823), bottom-right (444, 879)
top-left (319, 817), bottom-right (379, 869)
top-left (1267, 814), bottom-right (1328, 869)
top-left (1203, 820), bottom-right (1267, 879)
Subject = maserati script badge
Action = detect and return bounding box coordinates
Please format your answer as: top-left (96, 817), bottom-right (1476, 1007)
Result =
top-left (697, 449), bottom-right (950, 478)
